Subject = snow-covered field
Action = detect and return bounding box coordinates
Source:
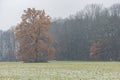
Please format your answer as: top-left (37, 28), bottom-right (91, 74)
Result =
top-left (0, 61), bottom-right (120, 80)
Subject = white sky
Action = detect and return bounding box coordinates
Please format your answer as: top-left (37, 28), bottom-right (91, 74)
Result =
top-left (0, 0), bottom-right (120, 30)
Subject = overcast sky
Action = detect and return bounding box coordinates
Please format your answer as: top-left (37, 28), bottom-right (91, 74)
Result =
top-left (0, 0), bottom-right (120, 30)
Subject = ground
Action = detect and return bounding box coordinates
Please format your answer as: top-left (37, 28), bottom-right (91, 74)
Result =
top-left (0, 61), bottom-right (120, 80)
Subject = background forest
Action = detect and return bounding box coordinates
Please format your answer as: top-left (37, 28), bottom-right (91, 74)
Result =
top-left (0, 4), bottom-right (120, 61)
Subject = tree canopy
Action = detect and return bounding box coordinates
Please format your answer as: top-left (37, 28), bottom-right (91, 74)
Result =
top-left (15, 8), bottom-right (55, 62)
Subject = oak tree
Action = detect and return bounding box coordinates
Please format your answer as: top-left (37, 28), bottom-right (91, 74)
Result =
top-left (15, 8), bottom-right (55, 62)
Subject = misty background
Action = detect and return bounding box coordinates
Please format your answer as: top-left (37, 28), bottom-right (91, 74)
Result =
top-left (0, 0), bottom-right (120, 30)
top-left (0, 0), bottom-right (120, 61)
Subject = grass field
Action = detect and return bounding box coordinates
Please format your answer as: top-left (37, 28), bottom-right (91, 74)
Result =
top-left (0, 61), bottom-right (120, 80)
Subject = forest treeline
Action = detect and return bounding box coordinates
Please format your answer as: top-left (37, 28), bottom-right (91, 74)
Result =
top-left (0, 28), bottom-right (16, 61)
top-left (0, 4), bottom-right (120, 61)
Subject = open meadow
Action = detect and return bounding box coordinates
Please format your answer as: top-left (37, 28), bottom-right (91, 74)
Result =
top-left (0, 61), bottom-right (120, 80)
